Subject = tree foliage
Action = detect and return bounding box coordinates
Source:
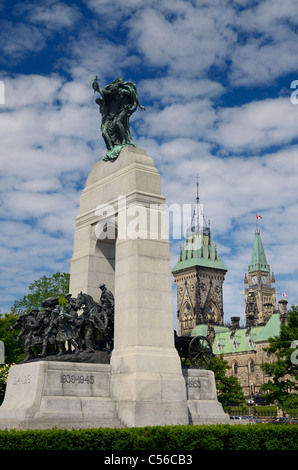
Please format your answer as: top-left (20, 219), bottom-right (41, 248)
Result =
top-left (207, 354), bottom-right (246, 410)
top-left (11, 272), bottom-right (70, 315)
top-left (0, 363), bottom-right (15, 404)
top-left (260, 305), bottom-right (298, 410)
top-left (0, 272), bottom-right (70, 364)
top-left (0, 313), bottom-right (23, 364)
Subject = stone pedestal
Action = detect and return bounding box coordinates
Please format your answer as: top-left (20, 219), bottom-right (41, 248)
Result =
top-left (0, 362), bottom-right (229, 430)
top-left (183, 368), bottom-right (230, 425)
top-left (0, 361), bottom-right (123, 430)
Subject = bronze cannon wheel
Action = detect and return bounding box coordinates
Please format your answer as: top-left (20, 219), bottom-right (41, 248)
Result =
top-left (188, 335), bottom-right (213, 368)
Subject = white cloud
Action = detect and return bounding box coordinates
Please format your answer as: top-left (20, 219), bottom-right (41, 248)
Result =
top-left (18, 0), bottom-right (82, 30)
top-left (61, 27), bottom-right (140, 84)
top-left (138, 77), bottom-right (224, 105)
top-left (127, 5), bottom-right (235, 77)
top-left (229, 38), bottom-right (298, 86)
top-left (228, 0), bottom-right (298, 85)
top-left (212, 97), bottom-right (298, 152)
top-left (0, 219), bottom-right (72, 308)
top-left (4, 74), bottom-right (62, 107)
top-left (138, 100), bottom-right (215, 140)
top-left (0, 2), bottom-right (80, 65)
top-left (0, 22), bottom-right (46, 62)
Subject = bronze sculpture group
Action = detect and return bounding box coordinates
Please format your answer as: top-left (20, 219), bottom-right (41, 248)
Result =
top-left (10, 284), bottom-right (114, 362)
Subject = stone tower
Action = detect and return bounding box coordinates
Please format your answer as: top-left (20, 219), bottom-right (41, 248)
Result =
top-left (69, 146), bottom-right (189, 427)
top-left (244, 228), bottom-right (276, 327)
top-left (172, 179), bottom-right (227, 336)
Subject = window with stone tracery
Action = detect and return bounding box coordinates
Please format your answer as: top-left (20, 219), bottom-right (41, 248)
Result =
top-left (181, 302), bottom-right (194, 331)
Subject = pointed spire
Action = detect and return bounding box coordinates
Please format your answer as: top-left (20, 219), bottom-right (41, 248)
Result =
top-left (196, 173), bottom-right (200, 206)
top-left (172, 175), bottom-right (227, 274)
top-left (249, 229), bottom-right (269, 273)
top-left (189, 173), bottom-right (202, 236)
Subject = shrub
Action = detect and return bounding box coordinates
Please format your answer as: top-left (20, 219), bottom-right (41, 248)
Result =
top-left (255, 406), bottom-right (277, 417)
top-left (0, 364), bottom-right (14, 404)
top-left (0, 425), bottom-right (297, 451)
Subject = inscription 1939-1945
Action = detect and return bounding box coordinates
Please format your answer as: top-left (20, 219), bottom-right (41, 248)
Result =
top-left (60, 374), bottom-right (95, 385)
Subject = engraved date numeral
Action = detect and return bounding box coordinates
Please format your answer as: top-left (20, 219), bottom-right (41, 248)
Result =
top-left (12, 374), bottom-right (31, 385)
top-left (188, 379), bottom-right (201, 388)
top-left (60, 374), bottom-right (94, 384)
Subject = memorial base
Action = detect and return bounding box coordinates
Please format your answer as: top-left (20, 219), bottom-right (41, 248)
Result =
top-left (183, 368), bottom-right (230, 425)
top-left (110, 346), bottom-right (189, 427)
top-left (0, 361), bottom-right (124, 430)
top-left (0, 362), bottom-right (229, 430)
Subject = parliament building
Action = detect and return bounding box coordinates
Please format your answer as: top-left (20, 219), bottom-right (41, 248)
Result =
top-left (172, 185), bottom-right (288, 400)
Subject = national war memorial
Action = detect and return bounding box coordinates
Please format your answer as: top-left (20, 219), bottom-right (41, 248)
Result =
top-left (0, 77), bottom-right (229, 429)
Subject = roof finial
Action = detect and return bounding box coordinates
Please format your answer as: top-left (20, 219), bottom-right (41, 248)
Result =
top-left (196, 173), bottom-right (200, 205)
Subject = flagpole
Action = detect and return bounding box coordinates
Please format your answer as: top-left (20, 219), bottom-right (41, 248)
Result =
top-left (256, 214), bottom-right (262, 233)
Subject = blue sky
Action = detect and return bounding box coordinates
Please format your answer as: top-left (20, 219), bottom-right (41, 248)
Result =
top-left (0, 0), bottom-right (298, 325)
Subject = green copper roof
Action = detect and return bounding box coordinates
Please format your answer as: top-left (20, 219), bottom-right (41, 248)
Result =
top-left (253, 313), bottom-right (280, 342)
top-left (172, 233), bottom-right (227, 273)
top-left (191, 313), bottom-right (281, 355)
top-left (249, 230), bottom-right (269, 273)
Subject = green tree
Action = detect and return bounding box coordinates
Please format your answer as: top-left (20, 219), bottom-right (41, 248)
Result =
top-left (0, 312), bottom-right (24, 404)
top-left (11, 272), bottom-right (70, 315)
top-left (0, 312), bottom-right (23, 364)
top-left (207, 354), bottom-right (246, 411)
top-left (260, 305), bottom-right (298, 411)
top-left (0, 363), bottom-right (14, 404)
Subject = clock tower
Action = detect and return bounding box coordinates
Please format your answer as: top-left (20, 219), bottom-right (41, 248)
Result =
top-left (244, 228), bottom-right (276, 327)
top-left (172, 178), bottom-right (227, 336)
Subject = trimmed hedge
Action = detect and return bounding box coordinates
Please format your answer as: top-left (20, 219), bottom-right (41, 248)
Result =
top-left (255, 406), bottom-right (277, 417)
top-left (229, 406), bottom-right (249, 415)
top-left (0, 424), bottom-right (297, 451)
top-left (229, 405), bottom-right (278, 418)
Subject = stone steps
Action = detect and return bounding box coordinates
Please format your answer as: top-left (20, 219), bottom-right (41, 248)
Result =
top-left (0, 417), bottom-right (126, 430)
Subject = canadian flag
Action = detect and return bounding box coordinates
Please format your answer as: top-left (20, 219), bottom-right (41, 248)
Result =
top-left (282, 292), bottom-right (287, 298)
top-left (256, 214), bottom-right (262, 219)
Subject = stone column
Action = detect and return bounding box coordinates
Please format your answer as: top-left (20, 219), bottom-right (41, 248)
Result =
top-left (69, 146), bottom-right (188, 427)
top-left (111, 235), bottom-right (188, 427)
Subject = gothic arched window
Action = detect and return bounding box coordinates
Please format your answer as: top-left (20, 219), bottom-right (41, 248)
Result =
top-left (248, 358), bottom-right (255, 373)
top-left (181, 302), bottom-right (194, 330)
top-left (232, 361), bottom-right (238, 376)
